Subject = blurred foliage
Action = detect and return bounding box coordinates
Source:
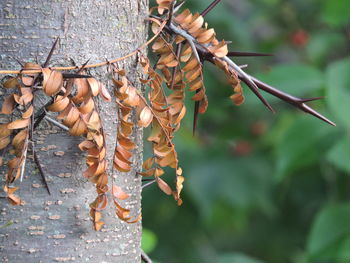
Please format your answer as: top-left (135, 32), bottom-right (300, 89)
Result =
top-left (143, 0), bottom-right (350, 262)
top-left (142, 228), bottom-right (158, 254)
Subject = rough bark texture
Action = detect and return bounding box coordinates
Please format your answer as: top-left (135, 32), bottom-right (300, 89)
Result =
top-left (0, 0), bottom-right (148, 262)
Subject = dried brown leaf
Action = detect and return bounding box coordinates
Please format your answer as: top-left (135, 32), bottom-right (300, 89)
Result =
top-left (7, 119), bottom-right (30, 130)
top-left (138, 107), bottom-right (153, 128)
top-left (22, 105), bottom-right (34, 119)
top-left (1, 95), bottom-right (15, 115)
top-left (47, 96), bottom-right (70, 112)
top-left (0, 136), bottom-right (10, 150)
top-left (156, 177), bottom-right (172, 195)
top-left (69, 118), bottom-right (87, 136)
top-left (3, 77), bottom-right (19, 89)
top-left (42, 68), bottom-right (63, 96)
top-left (112, 185), bottom-right (130, 200)
top-left (87, 78), bottom-right (100, 97)
top-left (99, 83), bottom-right (112, 102)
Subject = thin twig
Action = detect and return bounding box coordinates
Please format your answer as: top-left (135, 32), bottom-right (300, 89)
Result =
top-left (44, 116), bottom-right (69, 131)
top-left (166, 21), bottom-right (274, 112)
top-left (142, 179), bottom-right (156, 189)
top-left (155, 16), bottom-right (335, 125)
top-left (141, 249), bottom-right (153, 263)
top-left (0, 21), bottom-right (167, 75)
top-left (19, 131), bottom-right (29, 182)
top-left (201, 0), bottom-right (222, 17)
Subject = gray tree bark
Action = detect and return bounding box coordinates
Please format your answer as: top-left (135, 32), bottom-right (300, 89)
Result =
top-left (0, 0), bottom-right (148, 262)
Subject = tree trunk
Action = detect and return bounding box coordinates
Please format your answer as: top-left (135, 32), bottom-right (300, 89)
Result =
top-left (0, 0), bottom-right (148, 262)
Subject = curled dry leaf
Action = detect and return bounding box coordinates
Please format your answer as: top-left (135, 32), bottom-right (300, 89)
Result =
top-left (156, 177), bottom-right (173, 195)
top-left (87, 111), bottom-right (101, 131)
top-left (42, 68), bottom-right (63, 96)
top-left (73, 78), bottom-right (90, 103)
top-left (138, 106), bottom-right (153, 127)
top-left (22, 105), bottom-right (34, 119)
top-left (69, 118), bottom-right (87, 136)
top-left (0, 124), bottom-right (12, 138)
top-left (12, 129), bottom-right (28, 148)
top-left (87, 78), bottom-right (100, 97)
top-left (7, 119), bottom-right (30, 130)
top-left (1, 95), bottom-right (16, 115)
top-left (99, 83), bottom-right (112, 102)
top-left (175, 175), bottom-right (185, 206)
top-left (0, 136), bottom-right (11, 150)
top-left (142, 157), bottom-right (155, 170)
top-left (62, 105), bottom-right (80, 127)
top-left (78, 97), bottom-right (95, 114)
top-left (47, 96), bottom-right (70, 112)
top-left (3, 77), bottom-right (19, 89)
top-left (112, 185), bottom-right (130, 200)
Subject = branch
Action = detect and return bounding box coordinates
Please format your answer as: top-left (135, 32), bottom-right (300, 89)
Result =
top-left (141, 249), bottom-right (153, 263)
top-left (250, 76), bottom-right (336, 126)
top-left (167, 21), bottom-right (274, 112)
top-left (201, 0), bottom-right (222, 17)
top-left (160, 19), bottom-right (335, 126)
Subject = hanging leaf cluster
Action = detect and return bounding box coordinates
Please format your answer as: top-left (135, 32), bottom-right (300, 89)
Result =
top-left (0, 0), bottom-right (335, 230)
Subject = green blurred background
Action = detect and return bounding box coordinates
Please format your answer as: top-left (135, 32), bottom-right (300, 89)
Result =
top-left (143, 0), bottom-right (350, 262)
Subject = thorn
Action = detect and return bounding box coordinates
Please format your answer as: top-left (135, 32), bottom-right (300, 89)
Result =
top-left (223, 57), bottom-right (275, 113)
top-left (250, 76), bottom-right (336, 126)
top-left (169, 43), bottom-right (182, 90)
top-left (193, 57), bottom-right (206, 136)
top-left (166, 0), bottom-right (176, 26)
top-left (78, 59), bottom-right (91, 73)
top-left (201, 0), bottom-right (222, 17)
top-left (299, 96), bottom-right (324, 103)
top-left (243, 77), bottom-right (275, 113)
top-left (33, 150), bottom-right (51, 195)
top-left (43, 37), bottom-right (59, 68)
top-left (62, 73), bottom-right (92, 79)
top-left (300, 103), bottom-right (336, 127)
top-left (173, 0), bottom-right (186, 14)
top-left (193, 100), bottom-right (199, 136)
top-left (11, 57), bottom-right (24, 67)
top-left (227, 51), bottom-right (273, 57)
top-left (70, 58), bottom-right (77, 67)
